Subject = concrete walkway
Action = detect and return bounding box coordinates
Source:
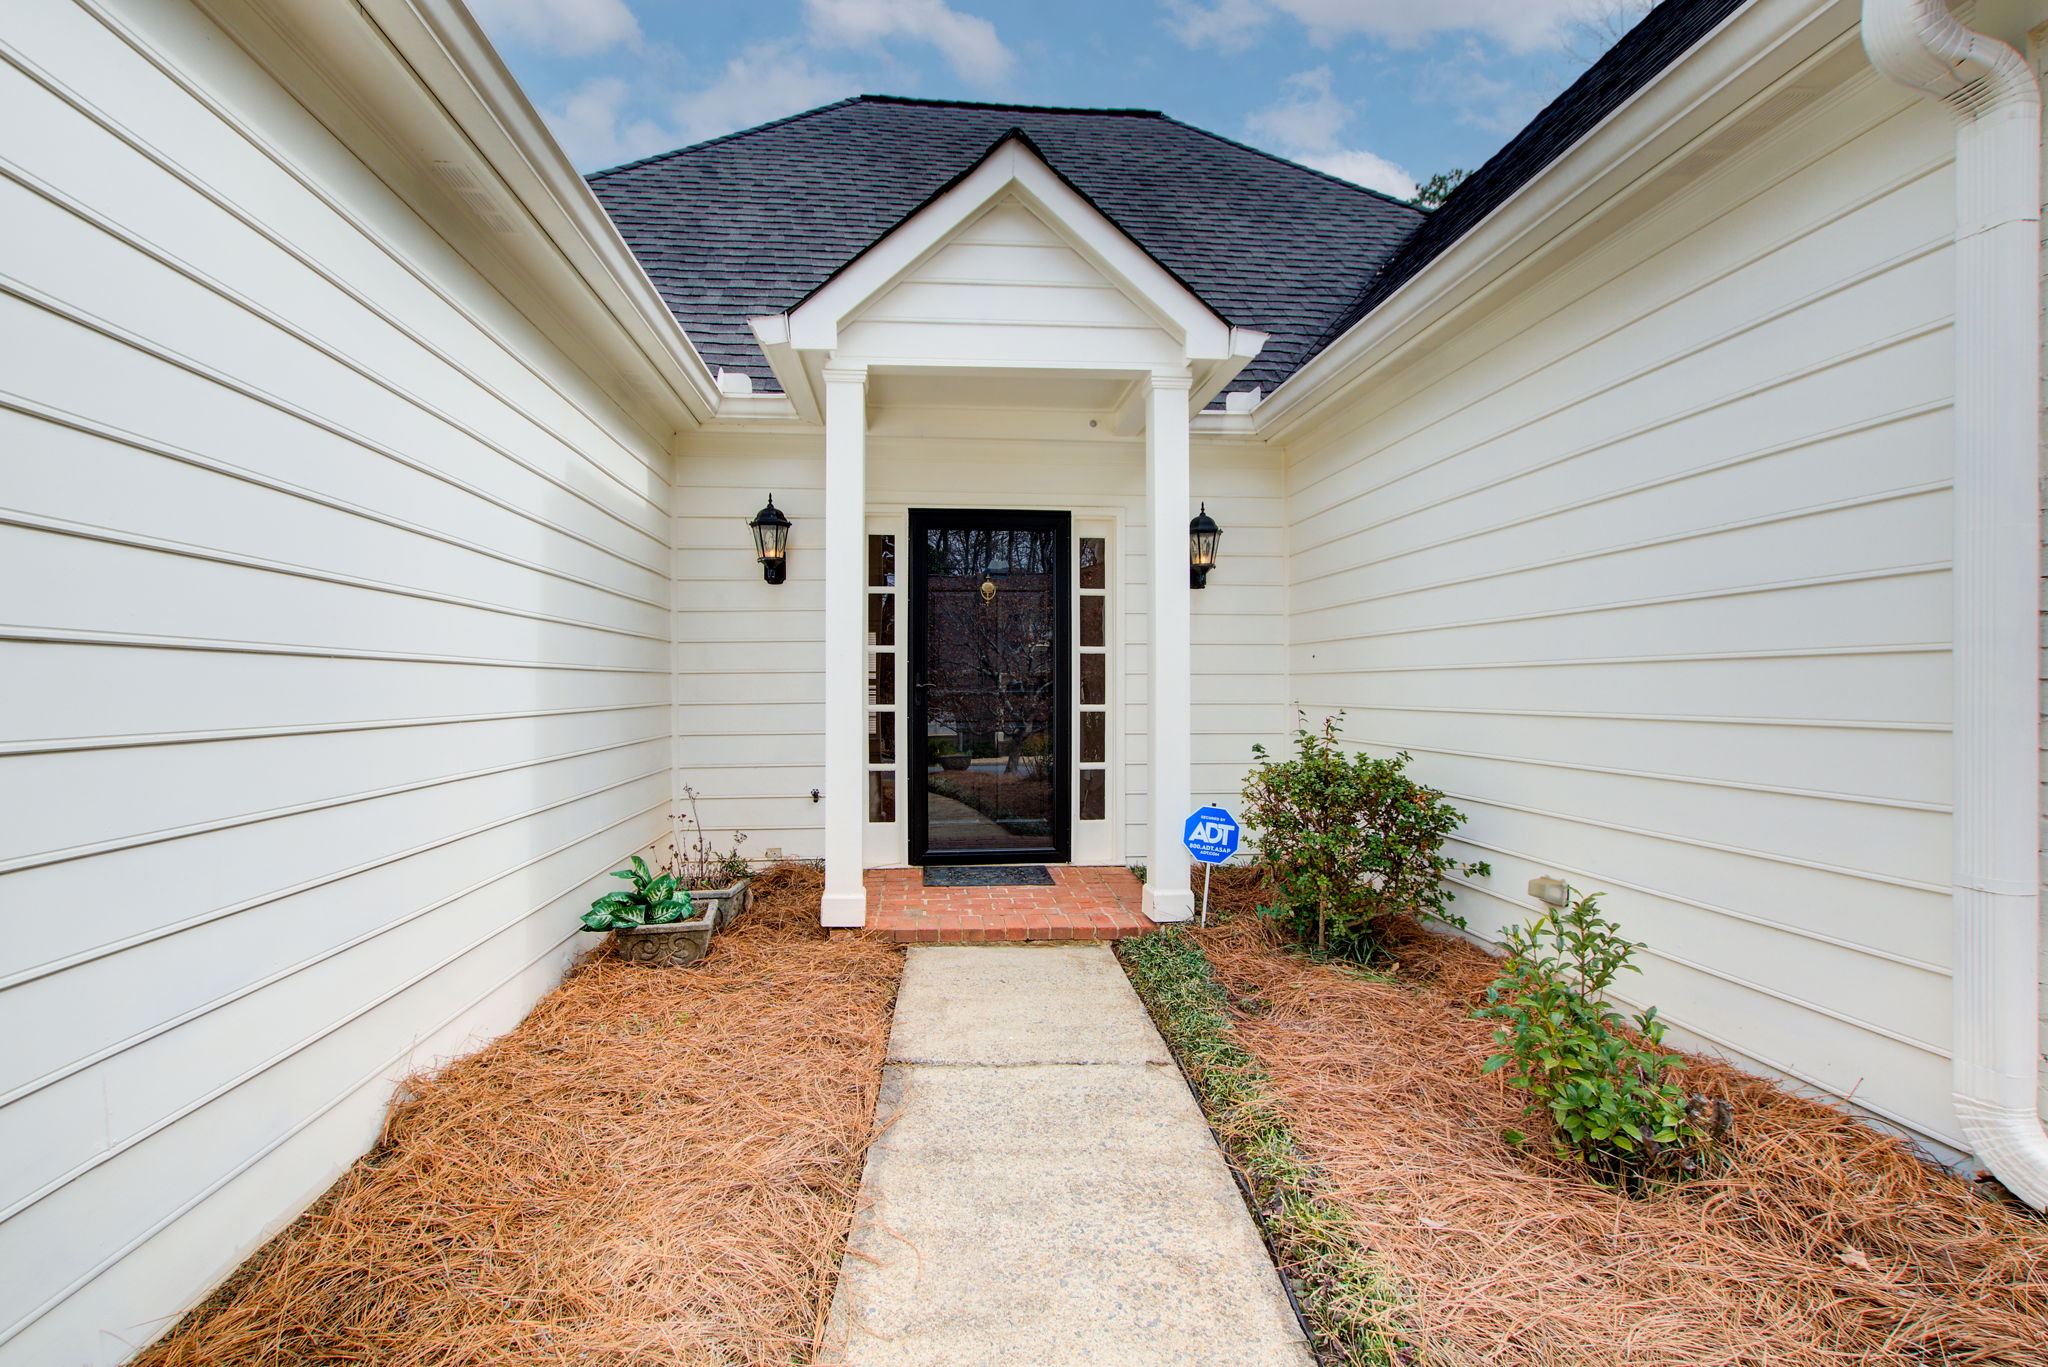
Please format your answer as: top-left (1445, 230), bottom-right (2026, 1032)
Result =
top-left (820, 945), bottom-right (1314, 1367)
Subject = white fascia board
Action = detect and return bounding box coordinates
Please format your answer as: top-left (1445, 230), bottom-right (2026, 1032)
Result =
top-left (702, 392), bottom-right (803, 425)
top-left (785, 139), bottom-right (1234, 360)
top-left (1188, 326), bottom-right (1270, 414)
top-left (1254, 0), bottom-right (1859, 444)
top-left (334, 0), bottom-right (720, 424)
top-left (748, 314), bottom-right (821, 423)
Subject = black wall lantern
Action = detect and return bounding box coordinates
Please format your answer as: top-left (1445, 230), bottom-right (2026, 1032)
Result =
top-left (1189, 502), bottom-right (1222, 589)
top-left (749, 495), bottom-right (791, 584)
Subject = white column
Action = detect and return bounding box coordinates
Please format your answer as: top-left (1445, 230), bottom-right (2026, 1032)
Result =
top-left (820, 366), bottom-right (868, 926)
top-left (1143, 372), bottom-right (1194, 922)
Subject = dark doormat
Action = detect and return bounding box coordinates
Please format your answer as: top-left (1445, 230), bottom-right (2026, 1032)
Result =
top-left (922, 865), bottom-right (1056, 887)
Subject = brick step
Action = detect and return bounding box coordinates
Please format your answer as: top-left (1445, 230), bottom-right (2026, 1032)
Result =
top-left (862, 865), bottom-right (1154, 943)
top-left (867, 911), bottom-right (1153, 943)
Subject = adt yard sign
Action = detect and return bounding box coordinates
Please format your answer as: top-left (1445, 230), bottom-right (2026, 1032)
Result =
top-left (1183, 806), bottom-right (1239, 864)
top-left (1183, 806), bottom-right (1239, 925)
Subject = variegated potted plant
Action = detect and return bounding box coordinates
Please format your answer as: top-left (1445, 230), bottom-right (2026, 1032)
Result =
top-left (582, 855), bottom-right (711, 967)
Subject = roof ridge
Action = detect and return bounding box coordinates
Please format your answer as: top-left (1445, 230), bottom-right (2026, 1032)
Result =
top-left (585, 96), bottom-right (867, 178)
top-left (1155, 113), bottom-right (1430, 213)
top-left (854, 93), bottom-right (1164, 118)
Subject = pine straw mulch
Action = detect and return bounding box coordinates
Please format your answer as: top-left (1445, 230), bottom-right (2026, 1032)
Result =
top-left (1190, 867), bottom-right (2048, 1367)
top-left (136, 863), bottom-right (901, 1367)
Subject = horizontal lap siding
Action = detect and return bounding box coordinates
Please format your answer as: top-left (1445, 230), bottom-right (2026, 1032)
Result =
top-left (671, 428), bottom-right (1289, 863)
top-left (1282, 77), bottom-right (1965, 1146)
top-left (839, 201), bottom-right (1189, 369)
top-left (0, 5), bottom-right (672, 1362)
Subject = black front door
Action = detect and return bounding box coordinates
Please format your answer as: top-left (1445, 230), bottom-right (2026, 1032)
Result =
top-left (908, 509), bottom-right (1071, 864)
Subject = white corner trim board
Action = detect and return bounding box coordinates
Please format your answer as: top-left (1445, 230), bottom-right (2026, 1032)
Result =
top-left (1863, 0), bottom-right (2048, 1210)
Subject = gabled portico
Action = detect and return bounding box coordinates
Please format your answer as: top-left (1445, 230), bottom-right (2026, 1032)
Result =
top-left (747, 132), bottom-right (1266, 927)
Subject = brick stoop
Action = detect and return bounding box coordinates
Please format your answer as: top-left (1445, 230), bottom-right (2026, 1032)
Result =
top-left (864, 865), bottom-right (1154, 943)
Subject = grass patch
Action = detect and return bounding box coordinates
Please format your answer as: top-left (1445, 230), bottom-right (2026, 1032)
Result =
top-left (1119, 927), bottom-right (1412, 1366)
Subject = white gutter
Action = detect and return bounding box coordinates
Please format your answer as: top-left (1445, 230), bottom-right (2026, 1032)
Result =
top-left (1864, 0), bottom-right (2047, 1210)
top-left (1252, 0), bottom-right (1856, 444)
top-left (364, 0), bottom-right (724, 423)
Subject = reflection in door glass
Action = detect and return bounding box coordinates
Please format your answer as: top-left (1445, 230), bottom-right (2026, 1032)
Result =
top-left (922, 524), bottom-right (1059, 855)
top-left (1079, 595), bottom-right (1104, 648)
top-left (1078, 537), bottom-right (1105, 590)
top-left (1080, 709), bottom-right (1105, 765)
top-left (1079, 768), bottom-right (1105, 822)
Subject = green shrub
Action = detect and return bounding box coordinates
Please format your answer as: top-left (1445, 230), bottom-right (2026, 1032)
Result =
top-left (580, 855), bottom-right (695, 932)
top-left (1476, 890), bottom-right (1708, 1189)
top-left (1241, 715), bottom-right (1489, 955)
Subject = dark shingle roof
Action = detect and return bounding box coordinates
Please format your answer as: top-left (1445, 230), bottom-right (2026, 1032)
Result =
top-left (587, 97), bottom-right (1425, 398)
top-left (587, 0), bottom-right (1748, 403)
top-left (1316, 0), bottom-right (1748, 348)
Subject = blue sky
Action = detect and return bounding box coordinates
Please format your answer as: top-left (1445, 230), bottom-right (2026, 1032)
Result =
top-left (471, 0), bottom-right (1650, 198)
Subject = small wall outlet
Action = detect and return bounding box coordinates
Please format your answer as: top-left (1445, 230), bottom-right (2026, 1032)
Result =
top-left (1527, 876), bottom-right (1572, 908)
top-left (763, 847), bottom-right (784, 861)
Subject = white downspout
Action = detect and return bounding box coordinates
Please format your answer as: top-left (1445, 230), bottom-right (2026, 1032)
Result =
top-left (1864, 0), bottom-right (2048, 1210)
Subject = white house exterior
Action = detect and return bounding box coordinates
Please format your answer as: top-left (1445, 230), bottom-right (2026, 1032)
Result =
top-left (3, 0), bottom-right (2047, 1361)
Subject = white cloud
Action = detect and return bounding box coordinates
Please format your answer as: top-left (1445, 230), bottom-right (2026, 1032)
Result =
top-left (1245, 67), bottom-right (1415, 199)
top-left (1161, 0), bottom-right (1271, 54)
top-left (1168, 0), bottom-right (1587, 53)
top-left (504, 0), bottom-right (1028, 170)
top-left (1245, 65), bottom-right (1348, 148)
top-left (1291, 147), bottom-right (1417, 196)
top-left (469, 0), bottom-right (640, 56)
top-left (804, 0), bottom-right (1014, 86)
top-left (1417, 49), bottom-right (1550, 135)
top-left (668, 40), bottom-right (863, 145)
top-left (1271, 0), bottom-right (1580, 50)
top-left (541, 75), bottom-right (676, 169)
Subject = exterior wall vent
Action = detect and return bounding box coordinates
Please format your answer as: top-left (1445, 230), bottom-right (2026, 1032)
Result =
top-left (430, 160), bottom-right (518, 234)
top-left (1667, 85), bottom-right (1823, 178)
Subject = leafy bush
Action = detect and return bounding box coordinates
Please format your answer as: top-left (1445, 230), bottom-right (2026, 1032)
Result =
top-left (1477, 890), bottom-right (1711, 1189)
top-left (581, 855), bottom-right (695, 932)
top-left (1240, 715), bottom-right (1489, 955)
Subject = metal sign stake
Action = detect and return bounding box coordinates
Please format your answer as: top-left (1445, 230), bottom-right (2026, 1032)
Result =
top-left (1183, 805), bottom-right (1238, 927)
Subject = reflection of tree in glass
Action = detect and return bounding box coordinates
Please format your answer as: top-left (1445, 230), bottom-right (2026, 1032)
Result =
top-left (925, 528), bottom-right (1056, 799)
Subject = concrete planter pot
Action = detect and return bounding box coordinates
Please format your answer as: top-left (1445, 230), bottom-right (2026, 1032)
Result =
top-left (686, 877), bottom-right (752, 930)
top-left (937, 754), bottom-right (973, 771)
top-left (611, 914), bottom-right (716, 968)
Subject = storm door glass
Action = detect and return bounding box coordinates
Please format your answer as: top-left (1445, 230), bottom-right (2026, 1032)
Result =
top-left (909, 510), bottom-right (1071, 863)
